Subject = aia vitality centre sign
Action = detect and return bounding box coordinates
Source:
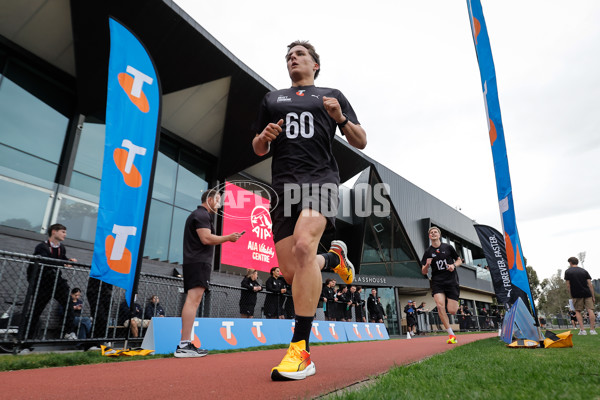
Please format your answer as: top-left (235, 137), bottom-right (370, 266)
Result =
top-left (220, 181), bottom-right (279, 272)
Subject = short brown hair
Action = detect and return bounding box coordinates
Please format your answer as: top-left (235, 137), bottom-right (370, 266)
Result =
top-left (287, 40), bottom-right (320, 79)
top-left (201, 189), bottom-right (219, 204)
top-left (245, 268), bottom-right (257, 278)
top-left (567, 257), bottom-right (579, 265)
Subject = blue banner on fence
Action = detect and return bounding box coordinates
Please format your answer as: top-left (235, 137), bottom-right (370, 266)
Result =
top-left (91, 18), bottom-right (161, 305)
top-left (142, 318), bottom-right (388, 354)
top-left (466, 0), bottom-right (536, 317)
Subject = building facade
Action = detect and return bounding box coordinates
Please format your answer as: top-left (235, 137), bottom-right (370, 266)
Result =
top-left (0, 0), bottom-right (496, 336)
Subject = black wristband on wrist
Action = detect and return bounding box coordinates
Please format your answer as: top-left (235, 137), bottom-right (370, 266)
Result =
top-left (337, 113), bottom-right (349, 129)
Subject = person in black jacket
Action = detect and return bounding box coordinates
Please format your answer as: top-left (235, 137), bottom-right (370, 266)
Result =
top-left (354, 286), bottom-right (366, 322)
top-left (264, 267), bottom-right (286, 319)
top-left (336, 285), bottom-right (352, 322)
top-left (21, 224), bottom-right (77, 340)
top-left (239, 269), bottom-right (262, 318)
top-left (321, 279), bottom-right (337, 321)
top-left (144, 295), bottom-right (166, 319)
top-left (367, 289), bottom-right (380, 322)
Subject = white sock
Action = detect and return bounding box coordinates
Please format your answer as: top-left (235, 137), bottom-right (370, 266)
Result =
top-left (179, 340), bottom-right (191, 348)
top-left (447, 328), bottom-right (454, 336)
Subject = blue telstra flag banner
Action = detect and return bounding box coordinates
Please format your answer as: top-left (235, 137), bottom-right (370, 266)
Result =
top-left (466, 0), bottom-right (536, 318)
top-left (91, 18), bottom-right (161, 305)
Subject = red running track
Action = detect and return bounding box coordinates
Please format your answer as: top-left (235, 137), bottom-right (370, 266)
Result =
top-left (1, 333), bottom-right (496, 400)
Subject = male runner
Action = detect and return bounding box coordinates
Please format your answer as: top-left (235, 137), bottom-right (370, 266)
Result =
top-left (421, 226), bottom-right (462, 344)
top-left (252, 40), bottom-right (367, 380)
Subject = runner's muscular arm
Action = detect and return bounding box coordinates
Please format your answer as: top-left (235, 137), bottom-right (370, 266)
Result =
top-left (252, 119), bottom-right (283, 156)
top-left (323, 96), bottom-right (367, 150)
top-left (196, 228), bottom-right (241, 245)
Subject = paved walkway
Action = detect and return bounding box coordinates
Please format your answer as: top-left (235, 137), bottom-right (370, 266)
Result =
top-left (1, 333), bottom-right (496, 399)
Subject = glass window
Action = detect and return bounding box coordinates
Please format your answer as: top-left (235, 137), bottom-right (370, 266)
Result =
top-left (168, 207), bottom-right (189, 264)
top-left (0, 76), bottom-right (69, 165)
top-left (72, 122), bottom-right (105, 179)
top-left (69, 172), bottom-right (101, 198)
top-left (0, 178), bottom-right (54, 232)
top-left (391, 218), bottom-right (412, 262)
top-left (143, 200), bottom-right (173, 261)
top-left (152, 151), bottom-right (178, 204)
top-left (54, 186), bottom-right (99, 242)
top-left (362, 223), bottom-right (383, 263)
top-left (370, 216), bottom-right (391, 262)
top-left (0, 144), bottom-right (57, 183)
top-left (175, 151), bottom-right (209, 210)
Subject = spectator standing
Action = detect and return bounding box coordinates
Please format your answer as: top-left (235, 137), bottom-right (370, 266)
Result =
top-left (175, 190), bottom-right (242, 357)
top-left (564, 257), bottom-right (597, 335)
top-left (65, 288), bottom-right (92, 340)
top-left (21, 223), bottom-right (77, 340)
top-left (463, 305), bottom-right (473, 331)
top-left (416, 301), bottom-right (429, 333)
top-left (367, 289), bottom-right (379, 322)
top-left (404, 300), bottom-right (417, 338)
top-left (144, 295), bottom-right (166, 319)
top-left (239, 269), bottom-right (262, 318)
top-left (321, 279), bottom-right (337, 321)
top-left (354, 286), bottom-right (366, 322)
top-left (265, 267), bottom-right (286, 319)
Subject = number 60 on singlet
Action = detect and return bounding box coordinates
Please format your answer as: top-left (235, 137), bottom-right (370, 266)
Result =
top-left (286, 111), bottom-right (314, 139)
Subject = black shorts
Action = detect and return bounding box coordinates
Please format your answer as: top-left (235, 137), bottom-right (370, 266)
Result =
top-left (271, 185), bottom-right (338, 243)
top-left (182, 262), bottom-right (211, 293)
top-left (430, 279), bottom-right (460, 301)
top-left (239, 305), bottom-right (255, 316)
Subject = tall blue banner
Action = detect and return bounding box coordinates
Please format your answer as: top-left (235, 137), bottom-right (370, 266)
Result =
top-left (91, 18), bottom-right (161, 305)
top-left (466, 1), bottom-right (536, 318)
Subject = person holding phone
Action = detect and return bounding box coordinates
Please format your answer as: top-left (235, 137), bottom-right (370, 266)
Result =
top-left (421, 226), bottom-right (462, 344)
top-left (175, 190), bottom-right (243, 357)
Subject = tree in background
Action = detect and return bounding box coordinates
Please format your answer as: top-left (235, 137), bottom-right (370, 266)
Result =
top-left (526, 265), bottom-right (541, 307)
top-left (538, 269), bottom-right (570, 316)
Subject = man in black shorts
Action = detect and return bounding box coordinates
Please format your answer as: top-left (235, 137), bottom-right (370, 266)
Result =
top-left (564, 256), bottom-right (597, 335)
top-left (252, 40), bottom-right (367, 380)
top-left (174, 190), bottom-right (242, 357)
top-left (421, 226), bottom-right (462, 344)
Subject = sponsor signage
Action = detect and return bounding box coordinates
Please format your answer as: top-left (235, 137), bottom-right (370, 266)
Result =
top-left (220, 181), bottom-right (279, 273)
top-left (91, 18), bottom-right (161, 305)
top-left (142, 318), bottom-right (388, 354)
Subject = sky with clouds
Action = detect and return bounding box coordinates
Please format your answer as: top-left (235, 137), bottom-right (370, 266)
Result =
top-left (174, 0), bottom-right (600, 282)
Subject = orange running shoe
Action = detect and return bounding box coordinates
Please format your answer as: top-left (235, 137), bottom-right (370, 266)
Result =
top-left (447, 335), bottom-right (457, 344)
top-left (271, 340), bottom-right (316, 381)
top-left (329, 240), bottom-right (354, 284)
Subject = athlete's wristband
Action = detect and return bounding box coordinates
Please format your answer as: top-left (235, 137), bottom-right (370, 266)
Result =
top-left (337, 113), bottom-right (349, 129)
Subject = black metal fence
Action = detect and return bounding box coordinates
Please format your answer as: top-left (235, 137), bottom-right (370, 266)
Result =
top-left (0, 250), bottom-right (306, 353)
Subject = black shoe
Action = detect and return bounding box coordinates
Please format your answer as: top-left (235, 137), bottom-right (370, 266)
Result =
top-left (174, 342), bottom-right (208, 358)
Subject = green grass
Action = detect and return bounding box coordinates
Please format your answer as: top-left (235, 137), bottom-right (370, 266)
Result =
top-left (330, 332), bottom-right (600, 400)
